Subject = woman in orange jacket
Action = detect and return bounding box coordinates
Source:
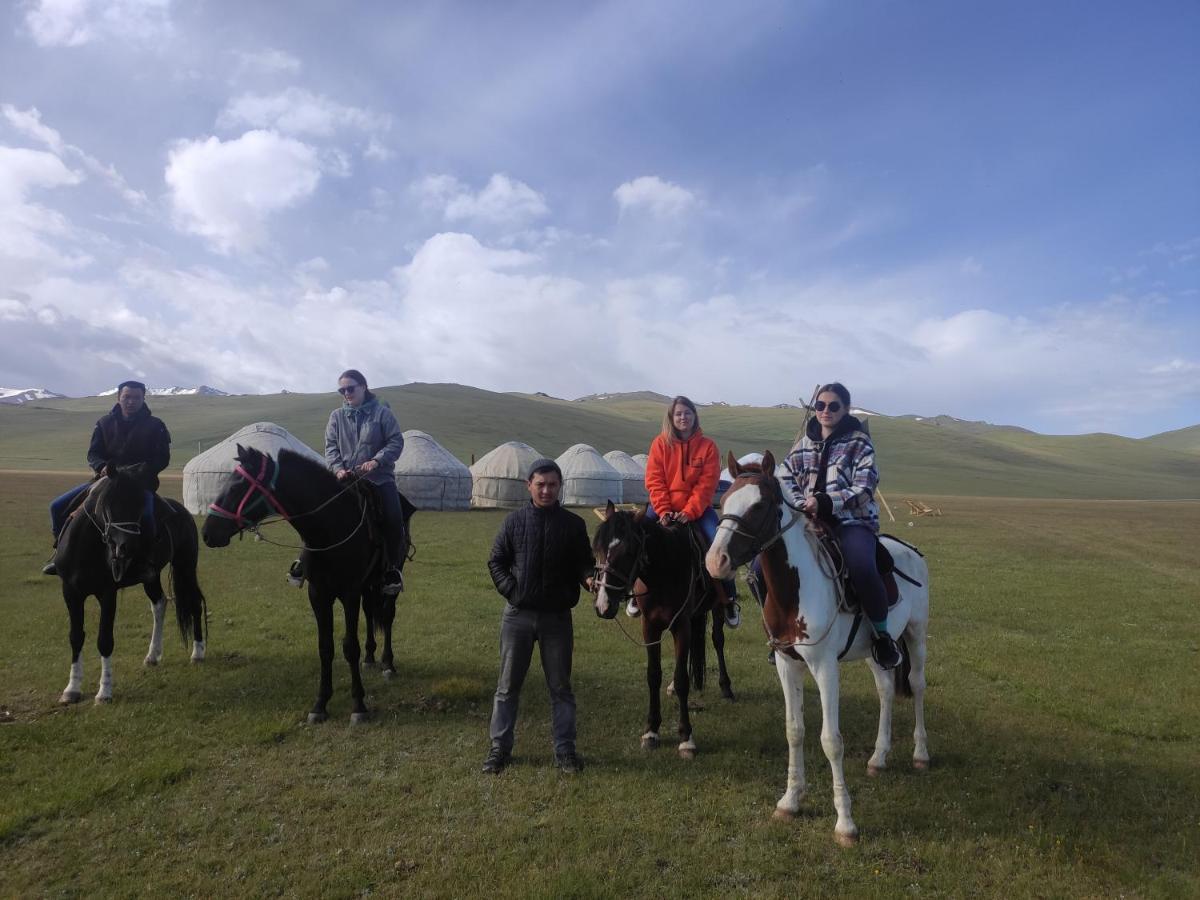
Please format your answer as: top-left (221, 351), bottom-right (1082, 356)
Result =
top-left (631, 395), bottom-right (740, 626)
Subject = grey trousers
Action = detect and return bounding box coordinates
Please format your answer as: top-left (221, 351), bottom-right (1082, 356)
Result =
top-left (488, 605), bottom-right (576, 755)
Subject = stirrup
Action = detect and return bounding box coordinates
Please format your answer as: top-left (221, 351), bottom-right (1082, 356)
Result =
top-left (723, 600), bottom-right (741, 628)
top-left (286, 559), bottom-right (304, 588)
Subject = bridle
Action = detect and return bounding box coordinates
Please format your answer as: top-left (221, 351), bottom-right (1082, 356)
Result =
top-left (716, 475), bottom-right (805, 564)
top-left (594, 524), bottom-right (649, 602)
top-left (207, 453), bottom-right (373, 553)
top-left (207, 453), bottom-right (289, 530)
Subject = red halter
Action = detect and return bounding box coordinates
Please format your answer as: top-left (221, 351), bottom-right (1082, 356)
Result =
top-left (208, 454), bottom-right (290, 529)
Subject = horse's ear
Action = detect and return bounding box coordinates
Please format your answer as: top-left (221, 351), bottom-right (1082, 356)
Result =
top-left (762, 449), bottom-right (776, 474)
top-left (600, 500), bottom-right (615, 521)
top-left (235, 443), bottom-right (248, 462)
top-left (634, 503), bottom-right (648, 523)
top-left (727, 450), bottom-right (740, 477)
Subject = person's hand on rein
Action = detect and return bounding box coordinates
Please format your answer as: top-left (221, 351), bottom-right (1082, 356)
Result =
top-left (801, 497), bottom-right (818, 516)
top-left (336, 469), bottom-right (352, 481)
top-left (357, 460), bottom-right (379, 475)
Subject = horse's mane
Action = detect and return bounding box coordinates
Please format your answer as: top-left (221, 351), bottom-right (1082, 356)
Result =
top-left (278, 448), bottom-right (338, 488)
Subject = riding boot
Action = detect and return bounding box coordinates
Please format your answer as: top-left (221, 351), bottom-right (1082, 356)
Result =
top-left (41, 546), bottom-right (58, 576)
top-left (871, 631), bottom-right (902, 670)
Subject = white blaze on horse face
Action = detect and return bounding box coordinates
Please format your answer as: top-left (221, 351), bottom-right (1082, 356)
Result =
top-left (593, 538), bottom-right (623, 617)
top-left (706, 483), bottom-right (762, 578)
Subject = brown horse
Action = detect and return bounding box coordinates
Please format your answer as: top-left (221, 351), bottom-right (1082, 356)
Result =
top-left (592, 500), bottom-right (732, 757)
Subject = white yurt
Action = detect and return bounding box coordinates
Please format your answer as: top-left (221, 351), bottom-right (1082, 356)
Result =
top-left (603, 450), bottom-right (648, 504)
top-left (470, 441), bottom-right (544, 508)
top-left (183, 422), bottom-right (324, 515)
top-left (556, 444), bottom-right (623, 507)
top-left (393, 430), bottom-right (472, 511)
top-left (716, 451), bottom-right (765, 505)
top-left (632, 453), bottom-right (649, 467)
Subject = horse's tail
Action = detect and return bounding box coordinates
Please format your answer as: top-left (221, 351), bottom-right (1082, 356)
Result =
top-left (169, 509), bottom-right (208, 645)
top-left (689, 610), bottom-right (707, 692)
top-left (895, 636), bottom-right (913, 698)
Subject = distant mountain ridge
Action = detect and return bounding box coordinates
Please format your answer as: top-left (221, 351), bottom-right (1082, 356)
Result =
top-left (96, 385), bottom-right (230, 397)
top-left (0, 387), bottom-right (68, 405)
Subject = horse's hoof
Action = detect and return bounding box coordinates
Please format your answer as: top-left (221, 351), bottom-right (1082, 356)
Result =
top-left (382, 668), bottom-right (395, 680)
top-left (640, 734), bottom-right (659, 750)
top-left (189, 656), bottom-right (205, 665)
top-left (721, 689), bottom-right (735, 702)
top-left (834, 829), bottom-right (859, 848)
top-left (94, 695), bottom-right (112, 705)
top-left (143, 656), bottom-right (159, 667)
top-left (772, 808), bottom-right (797, 822)
top-left (350, 712), bottom-right (370, 725)
top-left (59, 691), bottom-right (82, 705)
top-left (867, 765), bottom-right (884, 778)
top-left (678, 747), bottom-right (696, 760)
top-left (913, 758), bottom-right (930, 771)
top-left (307, 712), bottom-right (328, 725)
top-left (363, 657), bottom-right (376, 668)
top-left (665, 681), bottom-right (675, 696)
top-left (687, 698), bottom-right (705, 711)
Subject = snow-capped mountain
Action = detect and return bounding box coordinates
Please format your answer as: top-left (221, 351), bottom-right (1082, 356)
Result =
top-left (97, 385), bottom-right (230, 397)
top-left (0, 387), bottom-right (68, 405)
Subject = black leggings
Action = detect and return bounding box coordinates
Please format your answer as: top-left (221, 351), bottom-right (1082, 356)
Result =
top-left (838, 524), bottom-right (887, 626)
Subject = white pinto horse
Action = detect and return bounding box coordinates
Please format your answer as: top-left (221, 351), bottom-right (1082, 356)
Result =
top-left (706, 451), bottom-right (930, 846)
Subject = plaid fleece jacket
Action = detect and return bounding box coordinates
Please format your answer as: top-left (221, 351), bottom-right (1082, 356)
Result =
top-left (782, 415), bottom-right (880, 532)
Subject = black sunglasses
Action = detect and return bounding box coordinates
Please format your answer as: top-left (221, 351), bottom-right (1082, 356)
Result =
top-left (814, 400), bottom-right (843, 413)
top-left (337, 385), bottom-right (360, 396)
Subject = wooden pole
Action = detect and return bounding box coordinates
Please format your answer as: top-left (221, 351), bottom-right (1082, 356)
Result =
top-left (876, 489), bottom-right (896, 523)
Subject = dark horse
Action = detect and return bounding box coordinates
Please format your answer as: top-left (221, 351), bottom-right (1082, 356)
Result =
top-left (591, 500), bottom-right (733, 758)
top-left (201, 446), bottom-right (413, 723)
top-left (54, 467), bottom-right (207, 705)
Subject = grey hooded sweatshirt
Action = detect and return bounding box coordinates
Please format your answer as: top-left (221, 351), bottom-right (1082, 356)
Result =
top-left (324, 396), bottom-right (404, 487)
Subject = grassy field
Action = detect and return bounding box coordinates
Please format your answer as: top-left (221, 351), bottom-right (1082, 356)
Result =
top-left (2, 474), bottom-right (1198, 898)
top-left (2, 383), bottom-right (1198, 500)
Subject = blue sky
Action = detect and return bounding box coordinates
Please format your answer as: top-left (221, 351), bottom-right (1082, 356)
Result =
top-left (0, 0), bottom-right (1196, 437)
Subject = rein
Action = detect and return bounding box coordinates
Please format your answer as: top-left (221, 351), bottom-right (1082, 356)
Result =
top-left (208, 455), bottom-right (370, 553)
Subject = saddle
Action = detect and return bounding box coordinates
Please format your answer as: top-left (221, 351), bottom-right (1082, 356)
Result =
top-left (814, 528), bottom-right (924, 613)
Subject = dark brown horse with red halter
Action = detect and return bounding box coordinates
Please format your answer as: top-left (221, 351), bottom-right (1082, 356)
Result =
top-left (202, 446), bottom-right (412, 723)
top-left (592, 500), bottom-right (733, 757)
top-left (706, 451), bottom-right (930, 845)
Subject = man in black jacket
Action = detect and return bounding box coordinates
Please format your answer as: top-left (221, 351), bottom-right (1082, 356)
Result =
top-left (42, 380), bottom-right (171, 575)
top-left (483, 458), bottom-right (594, 774)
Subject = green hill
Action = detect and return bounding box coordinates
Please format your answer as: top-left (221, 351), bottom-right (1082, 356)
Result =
top-left (2, 382), bottom-right (1198, 500)
top-left (1143, 424), bottom-right (1200, 455)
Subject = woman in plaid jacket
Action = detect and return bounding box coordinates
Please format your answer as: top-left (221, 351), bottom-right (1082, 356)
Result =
top-left (783, 383), bottom-right (901, 669)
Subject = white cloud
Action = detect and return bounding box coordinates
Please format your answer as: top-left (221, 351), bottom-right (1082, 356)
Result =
top-left (164, 130), bottom-right (321, 253)
top-left (217, 88), bottom-right (387, 138)
top-left (0, 145), bottom-right (91, 272)
top-left (2, 105), bottom-right (148, 208)
top-left (23, 0), bottom-right (172, 48)
top-left (614, 175), bottom-right (698, 218)
top-left (413, 173), bottom-right (549, 227)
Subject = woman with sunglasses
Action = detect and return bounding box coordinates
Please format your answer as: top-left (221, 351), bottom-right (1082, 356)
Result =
top-left (783, 382), bottom-right (901, 669)
top-left (320, 369), bottom-right (406, 594)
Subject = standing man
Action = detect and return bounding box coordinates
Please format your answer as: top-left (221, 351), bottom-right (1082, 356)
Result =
top-left (42, 380), bottom-right (171, 575)
top-left (484, 458), bottom-right (594, 774)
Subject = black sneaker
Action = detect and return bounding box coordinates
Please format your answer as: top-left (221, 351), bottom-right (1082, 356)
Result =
top-left (724, 599), bottom-right (741, 629)
top-left (286, 559), bottom-right (304, 588)
top-left (41, 561), bottom-right (58, 576)
top-left (481, 746), bottom-right (509, 774)
top-left (382, 567), bottom-right (404, 596)
top-left (555, 750), bottom-right (584, 774)
top-left (871, 633), bottom-right (903, 670)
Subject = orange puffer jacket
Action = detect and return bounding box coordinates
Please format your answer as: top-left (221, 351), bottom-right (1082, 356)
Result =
top-left (644, 429), bottom-right (720, 521)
